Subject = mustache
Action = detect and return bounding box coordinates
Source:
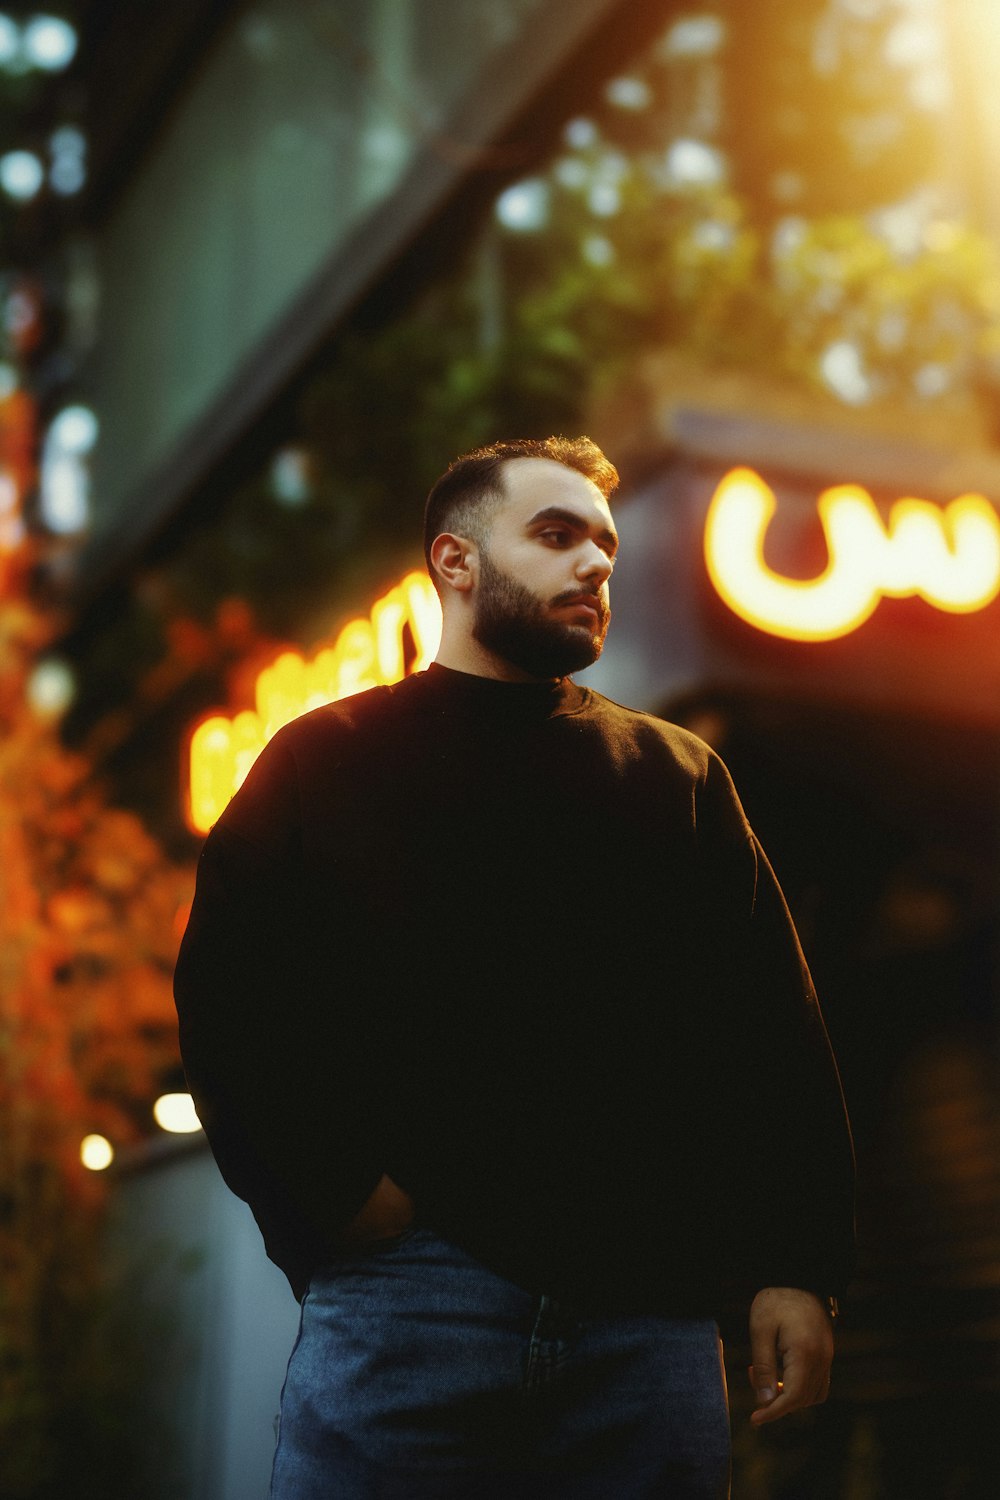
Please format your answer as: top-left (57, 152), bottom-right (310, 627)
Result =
top-left (551, 588), bottom-right (610, 622)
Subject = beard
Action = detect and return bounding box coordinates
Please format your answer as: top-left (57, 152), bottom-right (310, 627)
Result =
top-left (472, 547), bottom-right (610, 679)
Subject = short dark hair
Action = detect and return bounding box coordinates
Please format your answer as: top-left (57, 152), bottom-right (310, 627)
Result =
top-left (422, 436), bottom-right (619, 592)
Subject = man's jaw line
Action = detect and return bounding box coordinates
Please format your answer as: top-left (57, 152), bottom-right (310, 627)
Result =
top-left (436, 555), bottom-right (611, 680)
top-left (435, 620), bottom-right (607, 683)
top-left (433, 632), bottom-right (554, 682)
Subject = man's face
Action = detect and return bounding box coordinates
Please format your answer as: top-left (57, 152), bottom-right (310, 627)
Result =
top-left (471, 458), bottom-right (618, 679)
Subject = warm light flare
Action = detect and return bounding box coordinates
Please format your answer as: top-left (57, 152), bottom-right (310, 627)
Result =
top-left (153, 1093), bottom-right (202, 1134)
top-left (80, 1133), bottom-right (114, 1171)
top-left (704, 467), bottom-right (1000, 642)
top-left (187, 569), bottom-right (442, 832)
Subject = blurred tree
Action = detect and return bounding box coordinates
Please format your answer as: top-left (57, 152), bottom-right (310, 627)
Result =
top-left (0, 575), bottom-right (193, 1496)
top-left (724, 0), bottom-right (942, 224)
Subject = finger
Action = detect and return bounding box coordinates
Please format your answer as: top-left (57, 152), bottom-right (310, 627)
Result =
top-left (750, 1377), bottom-right (824, 1425)
top-left (748, 1321), bottom-right (780, 1410)
top-left (752, 1363), bottom-right (817, 1425)
top-left (747, 1363), bottom-right (779, 1410)
top-left (750, 1355), bottom-right (829, 1425)
top-left (750, 1384), bottom-right (798, 1425)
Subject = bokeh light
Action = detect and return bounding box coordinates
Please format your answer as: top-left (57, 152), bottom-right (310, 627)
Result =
top-left (605, 75), bottom-right (652, 111)
top-left (0, 13), bottom-right (18, 66)
top-left (563, 117), bottom-right (598, 150)
top-left (662, 138), bottom-right (726, 189)
top-left (821, 340), bottom-right (873, 405)
top-left (22, 14), bottom-right (77, 71)
top-left (587, 181), bottom-right (621, 217)
top-left (0, 150), bottom-right (44, 202)
top-left (153, 1093), bottom-right (202, 1134)
top-left (80, 1134), bottom-right (114, 1171)
top-left (495, 178), bottom-right (549, 232)
top-left (581, 234), bottom-right (614, 267)
top-left (40, 406), bottom-right (97, 534)
top-left (26, 657), bottom-right (76, 718)
top-left (49, 125), bottom-right (87, 195)
top-left (49, 403), bottom-right (98, 455)
top-left (270, 446), bottom-right (312, 507)
top-left (661, 15), bottom-right (726, 59)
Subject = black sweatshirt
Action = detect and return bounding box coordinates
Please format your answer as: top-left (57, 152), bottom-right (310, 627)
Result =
top-left (174, 662), bottom-right (856, 1310)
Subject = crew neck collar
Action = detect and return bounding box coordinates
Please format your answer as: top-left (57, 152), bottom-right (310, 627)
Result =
top-left (415, 661), bottom-right (588, 720)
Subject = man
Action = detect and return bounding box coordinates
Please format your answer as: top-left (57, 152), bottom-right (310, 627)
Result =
top-left (174, 436), bottom-right (855, 1499)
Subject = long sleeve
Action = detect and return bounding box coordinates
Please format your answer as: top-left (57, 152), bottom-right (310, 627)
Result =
top-left (176, 673), bottom-right (854, 1316)
top-left (695, 750), bottom-right (857, 1302)
top-left (173, 728), bottom-right (383, 1297)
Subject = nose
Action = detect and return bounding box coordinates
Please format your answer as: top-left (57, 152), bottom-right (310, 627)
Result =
top-left (576, 540), bottom-right (613, 585)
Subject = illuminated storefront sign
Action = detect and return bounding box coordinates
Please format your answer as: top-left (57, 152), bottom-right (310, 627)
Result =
top-left (704, 466), bottom-right (1000, 642)
top-left (187, 570), bottom-right (442, 833)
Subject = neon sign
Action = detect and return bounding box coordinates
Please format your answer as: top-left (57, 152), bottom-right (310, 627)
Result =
top-left (187, 570), bottom-right (442, 833)
top-left (704, 466), bottom-right (1000, 642)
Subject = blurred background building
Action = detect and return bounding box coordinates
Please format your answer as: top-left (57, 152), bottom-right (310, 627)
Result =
top-left (2, 2), bottom-right (999, 1496)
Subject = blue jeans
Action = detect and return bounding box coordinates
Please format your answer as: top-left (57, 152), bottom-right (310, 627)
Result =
top-left (270, 1223), bottom-right (731, 1498)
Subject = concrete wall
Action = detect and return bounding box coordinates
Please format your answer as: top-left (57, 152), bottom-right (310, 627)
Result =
top-left (107, 1140), bottom-right (300, 1500)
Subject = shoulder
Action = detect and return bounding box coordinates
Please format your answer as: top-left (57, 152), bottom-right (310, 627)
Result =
top-left (278, 664), bottom-right (445, 735)
top-left (212, 685), bottom-right (398, 845)
top-left (238, 674), bottom-right (440, 788)
top-left (270, 682), bottom-right (398, 748)
top-left (261, 676), bottom-right (439, 767)
top-left (583, 688), bottom-right (718, 784)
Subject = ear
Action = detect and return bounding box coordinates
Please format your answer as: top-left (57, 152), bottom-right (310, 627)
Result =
top-left (430, 532), bottom-right (477, 595)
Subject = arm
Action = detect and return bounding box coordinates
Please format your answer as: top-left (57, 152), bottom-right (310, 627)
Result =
top-left (695, 751), bottom-right (856, 1421)
top-left (174, 727), bottom-right (385, 1291)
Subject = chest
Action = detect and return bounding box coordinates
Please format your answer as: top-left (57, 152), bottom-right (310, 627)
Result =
top-left (300, 717), bottom-right (700, 945)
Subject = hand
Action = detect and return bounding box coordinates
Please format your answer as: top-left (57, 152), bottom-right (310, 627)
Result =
top-left (336, 1174), bottom-right (416, 1250)
top-left (747, 1287), bottom-right (834, 1426)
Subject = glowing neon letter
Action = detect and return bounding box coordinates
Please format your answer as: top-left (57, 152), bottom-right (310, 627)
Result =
top-left (186, 570), bottom-right (442, 833)
top-left (703, 467), bottom-right (1000, 642)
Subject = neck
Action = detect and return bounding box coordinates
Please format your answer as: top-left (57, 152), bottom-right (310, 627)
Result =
top-left (434, 626), bottom-right (554, 683)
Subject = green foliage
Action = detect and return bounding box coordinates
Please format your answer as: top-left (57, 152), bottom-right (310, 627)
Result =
top-left (774, 216), bottom-right (1000, 396)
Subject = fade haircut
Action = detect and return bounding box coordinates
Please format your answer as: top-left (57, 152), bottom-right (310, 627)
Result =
top-left (423, 436), bottom-right (619, 595)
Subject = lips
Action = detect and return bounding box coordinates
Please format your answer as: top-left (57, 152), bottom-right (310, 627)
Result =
top-left (558, 595), bottom-right (602, 623)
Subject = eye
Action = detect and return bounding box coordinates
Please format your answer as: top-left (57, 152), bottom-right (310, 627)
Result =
top-left (539, 529), bottom-right (570, 546)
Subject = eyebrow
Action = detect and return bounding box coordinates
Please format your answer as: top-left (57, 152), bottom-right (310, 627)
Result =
top-left (527, 505), bottom-right (619, 555)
